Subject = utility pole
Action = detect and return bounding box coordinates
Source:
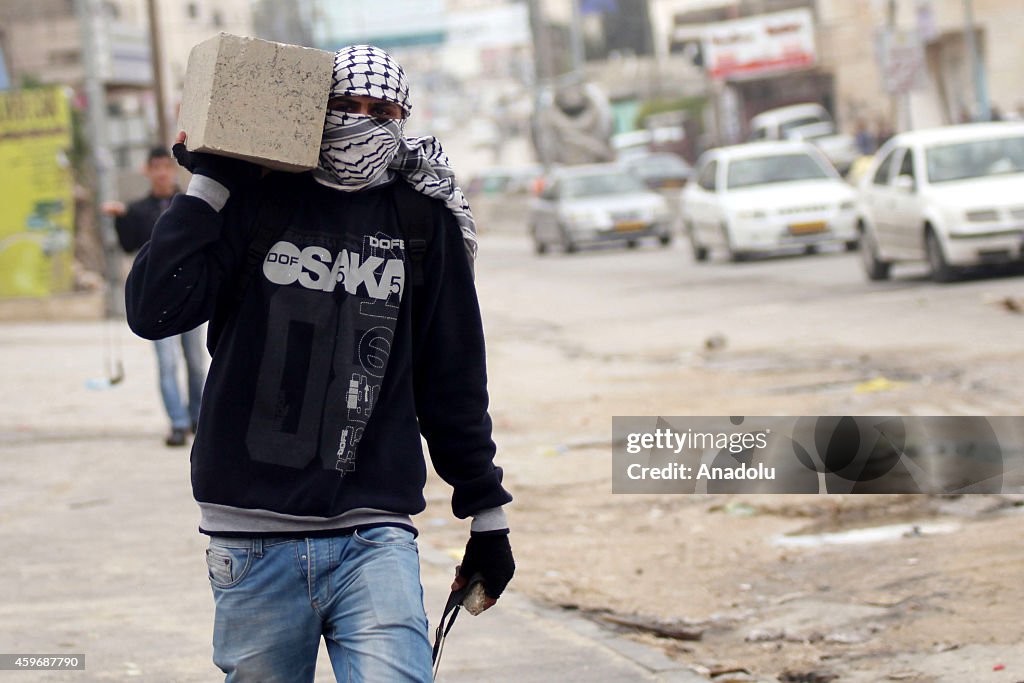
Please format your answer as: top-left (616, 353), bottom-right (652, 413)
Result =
top-left (526, 0), bottom-right (551, 168)
top-left (569, 0), bottom-right (585, 76)
top-left (74, 0), bottom-right (123, 317)
top-left (885, 0), bottom-right (904, 133)
top-left (526, 0), bottom-right (549, 83)
top-left (962, 0), bottom-right (990, 121)
top-left (146, 0), bottom-right (170, 145)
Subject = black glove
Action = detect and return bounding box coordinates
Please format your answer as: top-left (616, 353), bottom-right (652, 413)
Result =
top-left (171, 142), bottom-right (261, 195)
top-left (458, 530), bottom-right (515, 600)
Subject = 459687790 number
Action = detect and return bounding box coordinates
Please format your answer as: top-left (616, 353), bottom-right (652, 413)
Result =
top-left (0, 654), bottom-right (85, 670)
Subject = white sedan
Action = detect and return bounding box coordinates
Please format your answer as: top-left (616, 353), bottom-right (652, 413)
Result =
top-left (681, 141), bottom-right (858, 262)
top-left (856, 122), bottom-right (1024, 282)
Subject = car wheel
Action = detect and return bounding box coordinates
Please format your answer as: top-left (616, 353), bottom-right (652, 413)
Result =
top-left (804, 244), bottom-right (819, 255)
top-left (721, 223), bottom-right (746, 262)
top-left (626, 239), bottom-right (639, 249)
top-left (529, 225), bottom-right (547, 255)
top-left (859, 227), bottom-right (891, 281)
top-left (658, 233), bottom-right (672, 247)
top-left (559, 226), bottom-right (578, 254)
top-left (844, 239), bottom-right (859, 252)
top-left (925, 229), bottom-right (956, 283)
top-left (687, 222), bottom-right (708, 262)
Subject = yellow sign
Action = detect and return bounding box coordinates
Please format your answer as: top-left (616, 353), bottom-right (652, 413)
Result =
top-left (0, 87), bottom-right (75, 298)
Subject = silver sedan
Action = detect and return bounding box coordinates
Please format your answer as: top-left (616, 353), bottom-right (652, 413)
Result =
top-left (529, 164), bottom-right (674, 255)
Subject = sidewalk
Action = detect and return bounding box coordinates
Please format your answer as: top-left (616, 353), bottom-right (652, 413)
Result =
top-left (0, 320), bottom-right (706, 682)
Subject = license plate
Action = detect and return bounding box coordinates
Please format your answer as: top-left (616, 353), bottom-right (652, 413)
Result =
top-left (789, 221), bottom-right (827, 235)
top-left (614, 221), bottom-right (646, 232)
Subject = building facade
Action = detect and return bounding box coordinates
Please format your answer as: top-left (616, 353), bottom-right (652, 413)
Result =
top-left (152, 0), bottom-right (253, 138)
top-left (651, 0), bottom-right (1024, 143)
top-left (820, 0), bottom-right (1024, 132)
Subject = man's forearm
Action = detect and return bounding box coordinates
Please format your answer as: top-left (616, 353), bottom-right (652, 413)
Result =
top-left (470, 506), bottom-right (508, 533)
top-left (125, 194), bottom-right (231, 340)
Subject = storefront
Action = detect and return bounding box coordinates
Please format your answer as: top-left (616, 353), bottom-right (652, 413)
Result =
top-left (699, 8), bottom-right (836, 143)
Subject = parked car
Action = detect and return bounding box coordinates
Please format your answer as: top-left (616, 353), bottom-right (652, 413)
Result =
top-left (749, 103), bottom-right (859, 175)
top-left (529, 164), bottom-right (673, 254)
top-left (681, 141), bottom-right (858, 262)
top-left (619, 152), bottom-right (694, 190)
top-left (856, 122), bottom-right (1024, 282)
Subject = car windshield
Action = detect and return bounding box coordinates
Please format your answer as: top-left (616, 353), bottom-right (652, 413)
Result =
top-left (561, 173), bottom-right (648, 198)
top-left (780, 115), bottom-right (828, 136)
top-left (925, 135), bottom-right (1024, 183)
top-left (726, 153), bottom-right (832, 189)
top-left (787, 122), bottom-right (836, 140)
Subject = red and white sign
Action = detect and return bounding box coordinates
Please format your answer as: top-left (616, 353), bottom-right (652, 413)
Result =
top-left (703, 9), bottom-right (817, 81)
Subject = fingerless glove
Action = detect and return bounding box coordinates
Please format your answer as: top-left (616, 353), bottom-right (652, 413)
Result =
top-left (458, 530), bottom-right (515, 599)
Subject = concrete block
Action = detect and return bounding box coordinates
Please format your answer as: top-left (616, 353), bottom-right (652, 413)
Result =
top-left (177, 33), bottom-right (334, 172)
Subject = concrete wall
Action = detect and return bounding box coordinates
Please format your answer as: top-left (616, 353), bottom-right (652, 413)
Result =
top-left (3, 16), bottom-right (84, 87)
top-left (816, 0), bottom-right (887, 132)
top-left (819, 0), bottom-right (1024, 133)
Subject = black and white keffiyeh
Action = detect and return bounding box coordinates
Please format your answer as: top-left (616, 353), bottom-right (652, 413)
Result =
top-left (313, 45), bottom-right (478, 259)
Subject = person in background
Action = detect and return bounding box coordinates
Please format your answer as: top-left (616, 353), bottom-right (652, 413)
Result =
top-left (102, 147), bottom-right (207, 447)
top-left (854, 119), bottom-right (876, 156)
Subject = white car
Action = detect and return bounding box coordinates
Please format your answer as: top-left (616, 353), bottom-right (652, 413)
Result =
top-left (856, 122), bottom-right (1024, 282)
top-left (681, 141), bottom-right (858, 262)
top-left (529, 164), bottom-right (673, 254)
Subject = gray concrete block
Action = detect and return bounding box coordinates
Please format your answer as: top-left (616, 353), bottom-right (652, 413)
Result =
top-left (177, 33), bottom-right (334, 172)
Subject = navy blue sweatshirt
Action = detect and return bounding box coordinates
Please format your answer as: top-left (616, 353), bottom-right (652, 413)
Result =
top-left (125, 172), bottom-right (511, 536)
top-left (114, 192), bottom-right (176, 253)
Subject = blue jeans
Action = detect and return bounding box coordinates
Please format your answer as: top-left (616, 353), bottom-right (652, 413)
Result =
top-left (153, 325), bottom-right (206, 429)
top-left (205, 527), bottom-right (433, 682)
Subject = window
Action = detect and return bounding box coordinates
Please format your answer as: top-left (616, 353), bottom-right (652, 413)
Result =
top-left (561, 173), bottom-right (646, 198)
top-left (779, 115), bottom-right (828, 138)
top-left (726, 153), bottom-right (832, 189)
top-left (897, 148), bottom-right (915, 181)
top-left (212, 10), bottom-right (224, 27)
top-left (187, 3), bottom-right (199, 19)
top-left (540, 181), bottom-right (559, 201)
top-left (697, 160), bottom-right (718, 191)
top-left (48, 49), bottom-right (80, 66)
top-left (873, 149), bottom-right (896, 185)
top-left (926, 136), bottom-right (1024, 183)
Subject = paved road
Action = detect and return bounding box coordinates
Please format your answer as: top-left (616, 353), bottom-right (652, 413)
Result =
top-left (473, 231), bottom-right (1024, 415)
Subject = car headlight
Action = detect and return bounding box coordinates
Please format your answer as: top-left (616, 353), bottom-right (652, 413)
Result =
top-left (966, 209), bottom-right (999, 222)
top-left (564, 209), bottom-right (599, 227)
top-left (565, 209), bottom-right (602, 231)
top-left (735, 210), bottom-right (767, 220)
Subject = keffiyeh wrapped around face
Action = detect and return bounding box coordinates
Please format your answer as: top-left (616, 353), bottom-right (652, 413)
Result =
top-left (314, 45), bottom-right (478, 259)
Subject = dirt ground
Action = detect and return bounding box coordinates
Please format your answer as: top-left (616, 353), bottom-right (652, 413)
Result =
top-left (419, 338), bottom-right (1024, 683)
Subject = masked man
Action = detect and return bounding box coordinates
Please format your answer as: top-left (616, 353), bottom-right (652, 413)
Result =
top-left (125, 45), bottom-right (514, 682)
